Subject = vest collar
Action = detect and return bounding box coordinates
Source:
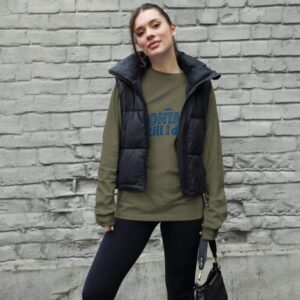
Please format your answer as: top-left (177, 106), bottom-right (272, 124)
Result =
top-left (108, 50), bottom-right (220, 91)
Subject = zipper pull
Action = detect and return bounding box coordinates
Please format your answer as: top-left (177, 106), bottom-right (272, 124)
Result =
top-left (202, 193), bottom-right (208, 207)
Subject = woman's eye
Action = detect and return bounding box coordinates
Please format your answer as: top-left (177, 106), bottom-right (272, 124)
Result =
top-left (153, 23), bottom-right (160, 28)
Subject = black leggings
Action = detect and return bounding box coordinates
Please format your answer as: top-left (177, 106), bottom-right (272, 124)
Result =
top-left (82, 217), bottom-right (202, 300)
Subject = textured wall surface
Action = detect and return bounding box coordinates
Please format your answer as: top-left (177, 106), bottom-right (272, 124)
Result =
top-left (0, 0), bottom-right (299, 299)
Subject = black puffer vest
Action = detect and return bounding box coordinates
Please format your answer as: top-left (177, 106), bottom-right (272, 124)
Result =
top-left (108, 51), bottom-right (221, 197)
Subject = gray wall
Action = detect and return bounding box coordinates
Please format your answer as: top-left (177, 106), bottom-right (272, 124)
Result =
top-left (0, 0), bottom-right (299, 299)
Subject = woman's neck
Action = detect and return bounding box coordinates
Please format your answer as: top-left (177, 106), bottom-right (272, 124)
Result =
top-left (149, 48), bottom-right (182, 74)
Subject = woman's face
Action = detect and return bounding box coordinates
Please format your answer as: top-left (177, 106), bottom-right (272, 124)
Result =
top-left (133, 8), bottom-right (176, 59)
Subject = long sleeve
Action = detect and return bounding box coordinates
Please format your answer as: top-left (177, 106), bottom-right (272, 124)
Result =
top-left (201, 86), bottom-right (228, 240)
top-left (94, 84), bottom-right (121, 227)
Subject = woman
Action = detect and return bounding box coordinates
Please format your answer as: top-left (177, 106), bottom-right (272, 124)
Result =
top-left (82, 3), bottom-right (227, 300)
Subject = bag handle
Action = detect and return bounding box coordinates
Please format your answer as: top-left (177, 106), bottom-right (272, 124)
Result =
top-left (197, 239), bottom-right (218, 270)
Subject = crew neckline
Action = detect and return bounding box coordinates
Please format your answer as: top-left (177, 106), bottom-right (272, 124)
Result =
top-left (148, 66), bottom-right (185, 77)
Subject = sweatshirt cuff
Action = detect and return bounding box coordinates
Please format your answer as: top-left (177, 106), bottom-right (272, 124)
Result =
top-left (95, 213), bottom-right (115, 227)
top-left (201, 228), bottom-right (218, 240)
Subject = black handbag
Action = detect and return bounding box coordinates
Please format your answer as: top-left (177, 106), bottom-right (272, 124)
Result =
top-left (192, 239), bottom-right (228, 300)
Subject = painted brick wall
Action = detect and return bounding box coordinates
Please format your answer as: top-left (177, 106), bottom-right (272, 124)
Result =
top-left (0, 0), bottom-right (300, 299)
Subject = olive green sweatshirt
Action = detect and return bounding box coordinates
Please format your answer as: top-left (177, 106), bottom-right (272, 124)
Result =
top-left (95, 67), bottom-right (228, 240)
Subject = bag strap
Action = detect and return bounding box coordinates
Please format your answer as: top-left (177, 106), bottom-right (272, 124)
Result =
top-left (197, 239), bottom-right (218, 271)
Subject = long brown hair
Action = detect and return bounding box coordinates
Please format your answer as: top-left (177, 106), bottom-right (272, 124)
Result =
top-left (129, 3), bottom-right (179, 68)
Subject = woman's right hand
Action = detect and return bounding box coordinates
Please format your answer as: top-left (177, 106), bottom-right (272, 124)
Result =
top-left (104, 225), bottom-right (114, 232)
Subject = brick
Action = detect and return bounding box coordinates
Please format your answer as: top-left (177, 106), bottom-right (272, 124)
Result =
top-left (39, 148), bottom-right (78, 164)
top-left (259, 7), bottom-right (283, 23)
top-left (210, 59), bottom-right (252, 73)
top-left (32, 63), bottom-right (80, 79)
top-left (283, 74), bottom-right (300, 88)
top-left (50, 114), bottom-right (70, 130)
top-left (219, 8), bottom-right (239, 24)
top-left (206, 0), bottom-right (226, 7)
top-left (177, 44), bottom-right (198, 57)
top-left (241, 41), bottom-right (271, 56)
top-left (60, 0), bottom-right (75, 12)
top-left (0, 246), bottom-right (17, 262)
top-left (286, 58), bottom-right (300, 72)
top-left (92, 111), bottom-right (108, 127)
top-left (77, 0), bottom-right (119, 11)
top-left (227, 0), bottom-right (246, 7)
top-left (20, 113), bottom-right (50, 131)
top-left (272, 229), bottom-right (300, 245)
top-left (0, 30), bottom-right (28, 46)
top-left (251, 90), bottom-right (274, 104)
top-left (68, 80), bottom-right (89, 95)
top-left (0, 64), bottom-right (17, 81)
top-left (89, 46), bottom-right (111, 62)
top-left (28, 79), bottom-right (68, 95)
top-left (0, 15), bottom-right (18, 28)
top-left (79, 128), bottom-right (103, 144)
top-left (67, 47), bottom-right (89, 62)
top-left (216, 90), bottom-right (250, 105)
top-left (27, 30), bottom-right (77, 46)
top-left (89, 78), bottom-right (114, 94)
top-left (251, 24), bottom-right (272, 39)
top-left (220, 42), bottom-right (240, 56)
top-left (16, 65), bottom-right (31, 81)
top-left (111, 12), bottom-right (131, 28)
top-left (282, 104), bottom-right (300, 119)
top-left (222, 218), bottom-right (253, 232)
top-left (176, 27), bottom-right (208, 41)
top-left (78, 29), bottom-right (122, 45)
top-left (220, 122), bottom-right (271, 137)
top-left (70, 112), bottom-right (92, 128)
top-left (274, 89), bottom-right (300, 103)
top-left (163, 0), bottom-right (205, 8)
top-left (240, 74), bottom-right (282, 89)
top-left (175, 10), bottom-right (197, 25)
top-left (16, 149), bottom-right (37, 167)
top-left (220, 122), bottom-right (249, 137)
top-left (1, 46), bottom-right (66, 63)
top-left (293, 26), bottom-right (300, 38)
top-left (7, 0), bottom-right (27, 13)
top-left (209, 25), bottom-right (250, 41)
top-left (242, 105), bottom-right (282, 120)
top-left (247, 231), bottom-right (272, 245)
top-left (240, 7), bottom-right (260, 23)
top-left (0, 115), bottom-right (21, 134)
top-left (254, 58), bottom-right (286, 73)
top-left (223, 137), bottom-right (297, 154)
top-left (111, 45), bottom-right (134, 60)
top-left (217, 75), bottom-right (239, 89)
top-left (0, 149), bottom-right (17, 168)
top-left (272, 40), bottom-right (300, 56)
top-left (273, 121), bottom-right (300, 135)
top-left (219, 106), bottom-right (240, 121)
top-left (80, 95), bottom-right (109, 111)
top-left (81, 62), bottom-right (114, 78)
top-left (198, 43), bottom-right (219, 57)
top-left (272, 25), bottom-right (293, 39)
top-left (248, 0), bottom-right (287, 5)
top-left (197, 9), bottom-right (218, 24)
top-left (48, 13), bottom-right (110, 29)
top-left (282, 7), bottom-right (300, 23)
top-left (27, 0), bottom-right (59, 13)
top-left (1, 15), bottom-right (47, 29)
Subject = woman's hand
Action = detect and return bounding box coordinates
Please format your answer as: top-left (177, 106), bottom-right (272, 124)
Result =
top-left (104, 225), bottom-right (114, 232)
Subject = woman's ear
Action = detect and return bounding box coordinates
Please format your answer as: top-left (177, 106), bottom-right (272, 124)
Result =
top-left (171, 23), bottom-right (176, 38)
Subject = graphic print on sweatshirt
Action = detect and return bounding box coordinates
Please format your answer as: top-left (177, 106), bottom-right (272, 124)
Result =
top-left (149, 107), bottom-right (180, 137)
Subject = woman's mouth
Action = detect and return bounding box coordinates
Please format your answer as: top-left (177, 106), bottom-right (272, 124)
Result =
top-left (148, 41), bottom-right (160, 49)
